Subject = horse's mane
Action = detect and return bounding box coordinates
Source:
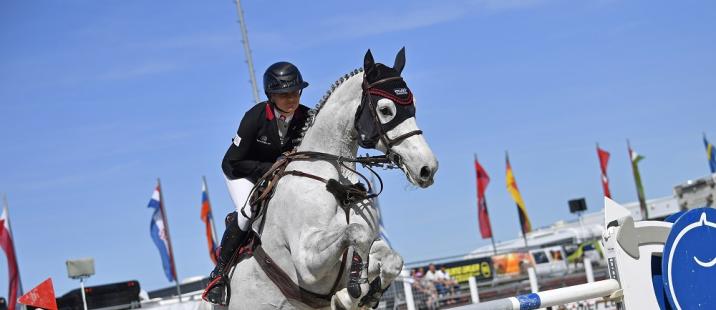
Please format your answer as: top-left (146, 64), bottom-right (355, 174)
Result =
top-left (294, 68), bottom-right (364, 148)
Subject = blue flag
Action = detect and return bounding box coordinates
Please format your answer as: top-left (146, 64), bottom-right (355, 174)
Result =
top-left (148, 184), bottom-right (176, 282)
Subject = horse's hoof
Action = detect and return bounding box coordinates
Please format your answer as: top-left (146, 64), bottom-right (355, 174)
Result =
top-left (331, 290), bottom-right (352, 310)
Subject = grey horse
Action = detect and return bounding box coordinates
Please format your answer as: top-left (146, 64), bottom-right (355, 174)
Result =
top-left (227, 49), bottom-right (438, 310)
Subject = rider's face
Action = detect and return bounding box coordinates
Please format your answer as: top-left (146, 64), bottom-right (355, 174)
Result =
top-left (271, 91), bottom-right (301, 114)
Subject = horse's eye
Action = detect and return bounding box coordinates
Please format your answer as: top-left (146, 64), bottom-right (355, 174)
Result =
top-left (380, 107), bottom-right (393, 116)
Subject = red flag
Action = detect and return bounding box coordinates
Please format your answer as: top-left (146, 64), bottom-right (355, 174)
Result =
top-left (474, 156), bottom-right (493, 239)
top-left (18, 278), bottom-right (56, 310)
top-left (0, 206), bottom-right (21, 310)
top-left (597, 146), bottom-right (611, 198)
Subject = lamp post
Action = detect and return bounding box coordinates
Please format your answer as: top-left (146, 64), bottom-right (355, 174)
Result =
top-left (66, 258), bottom-right (95, 310)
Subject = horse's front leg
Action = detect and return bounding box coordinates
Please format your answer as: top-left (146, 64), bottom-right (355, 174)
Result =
top-left (292, 221), bottom-right (375, 308)
top-left (358, 239), bottom-right (403, 308)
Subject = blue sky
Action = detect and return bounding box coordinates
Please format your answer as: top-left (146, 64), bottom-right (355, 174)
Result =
top-left (1, 0), bottom-right (714, 297)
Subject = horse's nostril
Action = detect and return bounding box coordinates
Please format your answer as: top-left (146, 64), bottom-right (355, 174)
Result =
top-left (420, 166), bottom-right (432, 180)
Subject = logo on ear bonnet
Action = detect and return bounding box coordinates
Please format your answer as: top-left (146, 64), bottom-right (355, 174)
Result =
top-left (394, 88), bottom-right (408, 96)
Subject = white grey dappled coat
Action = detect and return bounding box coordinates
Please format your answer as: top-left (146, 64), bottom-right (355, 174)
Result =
top-left (223, 64), bottom-right (437, 309)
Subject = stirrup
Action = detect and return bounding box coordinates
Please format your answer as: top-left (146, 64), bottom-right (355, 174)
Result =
top-left (202, 275), bottom-right (230, 306)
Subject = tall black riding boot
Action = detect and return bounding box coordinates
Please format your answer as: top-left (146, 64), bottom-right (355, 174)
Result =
top-left (202, 212), bottom-right (249, 306)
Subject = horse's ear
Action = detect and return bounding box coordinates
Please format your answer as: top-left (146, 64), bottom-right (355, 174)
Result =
top-left (364, 49), bottom-right (375, 71)
top-left (393, 47), bottom-right (406, 74)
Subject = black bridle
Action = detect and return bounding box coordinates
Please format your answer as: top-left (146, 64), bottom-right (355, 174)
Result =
top-left (359, 75), bottom-right (423, 165)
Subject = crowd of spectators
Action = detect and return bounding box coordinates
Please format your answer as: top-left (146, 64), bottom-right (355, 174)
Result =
top-left (410, 263), bottom-right (461, 309)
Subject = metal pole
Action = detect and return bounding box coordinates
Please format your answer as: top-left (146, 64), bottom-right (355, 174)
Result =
top-left (80, 277), bottom-right (88, 310)
top-left (584, 258), bottom-right (594, 283)
top-left (233, 0), bottom-right (261, 105)
top-left (401, 270), bottom-right (416, 310)
top-left (527, 267), bottom-right (538, 293)
top-left (156, 179), bottom-right (182, 302)
top-left (469, 276), bottom-right (480, 304)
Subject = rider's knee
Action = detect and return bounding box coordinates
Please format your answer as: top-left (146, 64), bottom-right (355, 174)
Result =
top-left (225, 211), bottom-right (238, 228)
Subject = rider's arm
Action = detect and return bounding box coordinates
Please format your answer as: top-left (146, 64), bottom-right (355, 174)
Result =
top-left (221, 111), bottom-right (273, 183)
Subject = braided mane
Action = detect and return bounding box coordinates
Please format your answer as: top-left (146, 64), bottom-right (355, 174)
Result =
top-left (293, 68), bottom-right (363, 148)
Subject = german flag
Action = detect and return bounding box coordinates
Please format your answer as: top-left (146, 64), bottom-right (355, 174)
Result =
top-left (506, 152), bottom-right (532, 235)
top-left (705, 133), bottom-right (716, 174)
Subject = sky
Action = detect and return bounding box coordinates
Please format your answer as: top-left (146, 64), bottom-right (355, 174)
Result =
top-left (1, 0), bottom-right (715, 297)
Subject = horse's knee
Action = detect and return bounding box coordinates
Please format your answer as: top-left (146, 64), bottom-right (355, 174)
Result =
top-left (381, 252), bottom-right (403, 279)
top-left (344, 223), bottom-right (373, 250)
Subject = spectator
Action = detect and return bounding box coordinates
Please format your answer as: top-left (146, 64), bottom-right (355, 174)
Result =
top-left (413, 266), bottom-right (439, 309)
top-left (425, 264), bottom-right (448, 298)
top-left (437, 265), bottom-right (461, 304)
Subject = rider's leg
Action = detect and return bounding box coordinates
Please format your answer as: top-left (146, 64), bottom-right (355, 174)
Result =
top-left (203, 177), bottom-right (254, 305)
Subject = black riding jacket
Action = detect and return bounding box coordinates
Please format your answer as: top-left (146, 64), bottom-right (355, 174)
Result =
top-left (222, 101), bottom-right (309, 183)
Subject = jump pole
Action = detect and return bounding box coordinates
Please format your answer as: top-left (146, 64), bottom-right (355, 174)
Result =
top-left (462, 279), bottom-right (620, 310)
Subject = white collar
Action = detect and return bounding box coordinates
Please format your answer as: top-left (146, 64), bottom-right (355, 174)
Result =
top-left (274, 107), bottom-right (293, 123)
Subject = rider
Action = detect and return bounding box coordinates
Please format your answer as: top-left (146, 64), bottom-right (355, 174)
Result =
top-left (203, 61), bottom-right (311, 305)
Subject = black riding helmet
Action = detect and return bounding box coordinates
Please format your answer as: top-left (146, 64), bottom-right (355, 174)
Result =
top-left (263, 62), bottom-right (309, 96)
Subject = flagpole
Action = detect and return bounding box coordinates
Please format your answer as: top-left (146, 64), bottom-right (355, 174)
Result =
top-left (475, 154), bottom-right (498, 255)
top-left (156, 179), bottom-right (182, 302)
top-left (3, 194), bottom-right (23, 298)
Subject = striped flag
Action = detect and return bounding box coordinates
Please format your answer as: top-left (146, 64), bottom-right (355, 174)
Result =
top-left (505, 152), bottom-right (532, 235)
top-left (148, 181), bottom-right (177, 282)
top-left (0, 202), bottom-right (22, 310)
top-left (628, 142), bottom-right (648, 219)
top-left (704, 134), bottom-right (716, 174)
top-left (596, 145), bottom-right (612, 198)
top-left (474, 155), bottom-right (493, 239)
top-left (200, 177), bottom-right (219, 265)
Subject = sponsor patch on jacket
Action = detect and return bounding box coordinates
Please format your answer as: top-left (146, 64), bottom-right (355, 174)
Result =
top-left (256, 135), bottom-right (271, 145)
top-left (233, 134), bottom-right (242, 147)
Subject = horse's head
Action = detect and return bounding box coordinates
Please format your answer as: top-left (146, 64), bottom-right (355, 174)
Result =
top-left (355, 48), bottom-right (438, 188)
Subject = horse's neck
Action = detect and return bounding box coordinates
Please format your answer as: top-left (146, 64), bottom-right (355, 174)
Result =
top-left (297, 75), bottom-right (362, 170)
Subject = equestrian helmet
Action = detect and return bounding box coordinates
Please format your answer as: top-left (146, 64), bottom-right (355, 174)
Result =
top-left (263, 61), bottom-right (309, 94)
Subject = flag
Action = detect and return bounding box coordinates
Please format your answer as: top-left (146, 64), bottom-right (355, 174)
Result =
top-left (474, 155), bottom-right (493, 239)
top-left (704, 134), bottom-right (716, 174)
top-left (369, 177), bottom-right (391, 247)
top-left (505, 153), bottom-right (532, 235)
top-left (0, 205), bottom-right (21, 310)
top-left (596, 145), bottom-right (612, 198)
top-left (628, 142), bottom-right (648, 218)
top-left (200, 178), bottom-right (219, 265)
top-left (148, 183), bottom-right (176, 282)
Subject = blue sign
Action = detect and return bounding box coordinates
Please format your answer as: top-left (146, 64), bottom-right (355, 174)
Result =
top-left (662, 207), bottom-right (716, 309)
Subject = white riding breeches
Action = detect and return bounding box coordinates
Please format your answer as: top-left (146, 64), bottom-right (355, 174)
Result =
top-left (224, 176), bottom-right (254, 231)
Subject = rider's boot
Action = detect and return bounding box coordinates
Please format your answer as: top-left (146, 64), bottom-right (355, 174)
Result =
top-left (202, 212), bottom-right (249, 305)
